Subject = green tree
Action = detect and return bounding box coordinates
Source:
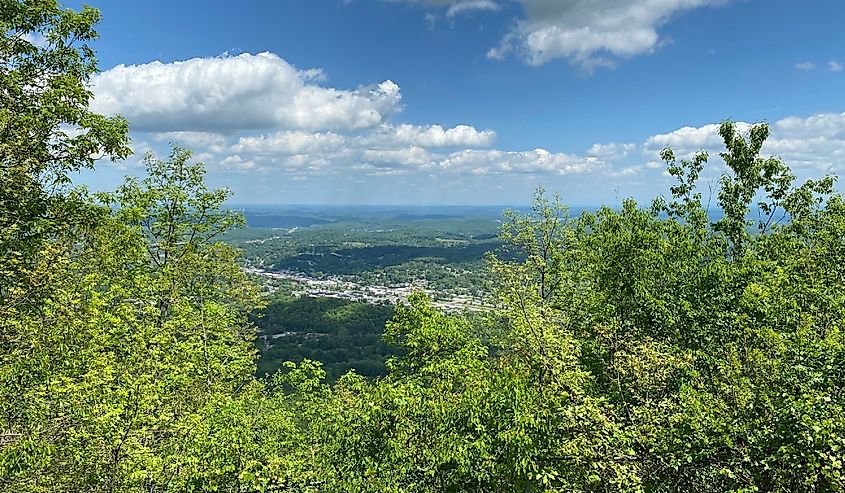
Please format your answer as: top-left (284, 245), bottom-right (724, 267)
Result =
top-left (0, 0), bottom-right (129, 302)
top-left (1, 2), bottom-right (130, 489)
top-left (0, 148), bottom-right (285, 492)
top-left (484, 121), bottom-right (845, 491)
top-left (285, 122), bottom-right (844, 492)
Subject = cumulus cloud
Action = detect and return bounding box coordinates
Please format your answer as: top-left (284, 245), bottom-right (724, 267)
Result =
top-left (99, 50), bottom-right (843, 185)
top-left (774, 113), bottom-right (845, 139)
top-left (362, 146), bottom-right (435, 166)
top-left (121, 71), bottom-right (845, 183)
top-left (92, 52), bottom-right (401, 132)
top-left (829, 60), bottom-right (843, 73)
top-left (232, 131), bottom-right (347, 155)
top-left (485, 0), bottom-right (727, 68)
top-left (437, 148), bottom-right (600, 175)
top-left (362, 124), bottom-right (497, 147)
top-left (220, 155), bottom-right (256, 171)
top-left (644, 123), bottom-right (730, 154)
top-left (226, 123), bottom-right (494, 158)
top-left (587, 142), bottom-right (636, 161)
top-left (126, 107), bottom-right (845, 189)
top-left (199, 129), bottom-right (599, 177)
top-left (293, 146), bottom-right (601, 176)
top-left (135, 108), bottom-right (845, 181)
top-left (643, 113), bottom-right (845, 172)
top-left (97, 52), bottom-right (569, 179)
top-left (768, 113), bottom-right (845, 170)
top-left (795, 61), bottom-right (816, 71)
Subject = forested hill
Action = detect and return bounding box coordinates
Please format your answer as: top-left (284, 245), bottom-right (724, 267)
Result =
top-left (253, 294), bottom-right (397, 380)
top-left (2, 3), bottom-right (845, 492)
top-left (232, 208), bottom-right (505, 380)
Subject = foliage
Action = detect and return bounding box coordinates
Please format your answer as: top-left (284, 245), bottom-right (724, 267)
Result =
top-left (254, 294), bottom-right (396, 380)
top-left (267, 122), bottom-right (845, 492)
top-left (0, 146), bottom-right (274, 491)
top-left (0, 0), bottom-right (129, 302)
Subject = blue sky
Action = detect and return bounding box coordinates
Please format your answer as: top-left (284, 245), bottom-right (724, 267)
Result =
top-left (72, 0), bottom-right (845, 205)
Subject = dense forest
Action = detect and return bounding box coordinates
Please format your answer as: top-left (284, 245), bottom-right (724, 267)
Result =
top-left (2, 2), bottom-right (845, 492)
top-left (254, 294), bottom-right (396, 380)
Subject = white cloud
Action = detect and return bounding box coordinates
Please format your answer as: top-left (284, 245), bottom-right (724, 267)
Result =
top-left (643, 113), bottom-right (845, 172)
top-left (436, 148), bottom-right (600, 175)
top-left (132, 106), bottom-right (845, 186)
top-left (587, 142), bottom-right (636, 160)
top-left (220, 155), bottom-right (256, 171)
top-left (362, 123), bottom-right (496, 147)
top-left (611, 165), bottom-right (642, 177)
top-left (774, 113), bottom-right (845, 140)
top-left (98, 49), bottom-right (843, 185)
top-left (362, 146), bottom-right (435, 166)
top-left (232, 131), bottom-right (346, 155)
top-left (486, 0), bottom-right (726, 68)
top-left (227, 123), bottom-right (494, 158)
top-left (190, 130), bottom-right (602, 177)
top-left (644, 123), bottom-right (727, 153)
top-left (92, 52), bottom-right (401, 132)
top-left (794, 61), bottom-right (842, 73)
top-left (768, 113), bottom-right (845, 170)
top-left (370, 1), bottom-right (729, 69)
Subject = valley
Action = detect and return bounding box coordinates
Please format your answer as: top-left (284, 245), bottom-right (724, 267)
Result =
top-left (229, 206), bottom-right (507, 379)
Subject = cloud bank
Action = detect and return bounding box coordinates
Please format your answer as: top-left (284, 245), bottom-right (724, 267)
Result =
top-left (93, 53), bottom-right (605, 178)
top-left (93, 53), bottom-right (845, 186)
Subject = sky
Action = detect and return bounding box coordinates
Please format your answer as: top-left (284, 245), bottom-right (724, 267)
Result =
top-left (69, 0), bottom-right (845, 206)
